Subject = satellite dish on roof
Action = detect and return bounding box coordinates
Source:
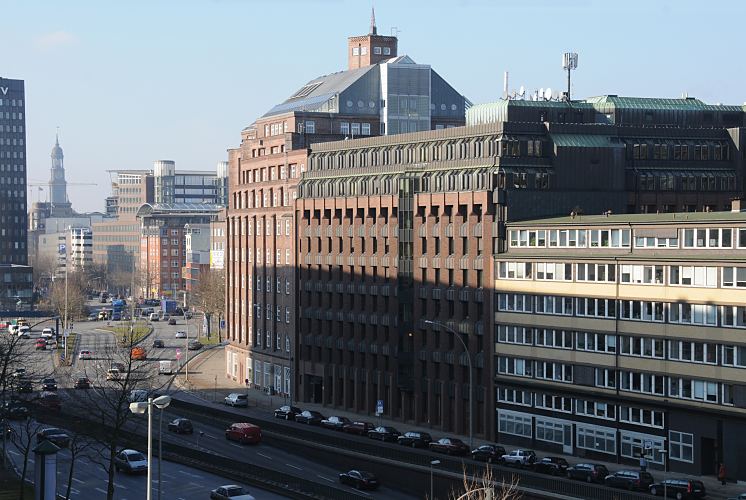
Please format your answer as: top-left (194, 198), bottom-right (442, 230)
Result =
top-left (539, 88), bottom-right (545, 99)
top-left (545, 87), bottom-right (552, 100)
top-left (519, 85), bottom-right (525, 98)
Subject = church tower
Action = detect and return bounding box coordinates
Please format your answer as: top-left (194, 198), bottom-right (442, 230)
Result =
top-left (49, 132), bottom-right (72, 216)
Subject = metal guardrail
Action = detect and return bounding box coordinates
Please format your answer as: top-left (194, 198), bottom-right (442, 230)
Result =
top-left (171, 398), bottom-right (647, 500)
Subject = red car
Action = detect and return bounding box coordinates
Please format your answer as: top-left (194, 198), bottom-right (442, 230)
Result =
top-left (342, 421), bottom-right (375, 436)
top-left (429, 438), bottom-right (471, 456)
top-left (225, 423), bottom-right (261, 444)
top-left (35, 339), bottom-right (46, 350)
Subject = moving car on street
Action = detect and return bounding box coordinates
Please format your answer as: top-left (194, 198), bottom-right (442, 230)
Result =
top-left (167, 418), bottom-right (194, 434)
top-left (175, 330), bottom-right (187, 339)
top-left (35, 339), bottom-right (46, 350)
top-left (225, 423), bottom-right (261, 444)
top-left (168, 318), bottom-right (177, 325)
top-left (114, 449), bottom-right (148, 474)
top-left (74, 377), bottom-right (91, 389)
top-left (78, 350), bottom-right (93, 360)
top-left (41, 328), bottom-right (55, 338)
top-left (41, 378), bottom-right (57, 391)
top-left (210, 485), bottom-right (255, 500)
top-left (36, 428), bottom-right (70, 448)
top-left (152, 339), bottom-right (165, 348)
top-left (338, 470), bottom-right (379, 490)
top-left (187, 340), bottom-right (202, 350)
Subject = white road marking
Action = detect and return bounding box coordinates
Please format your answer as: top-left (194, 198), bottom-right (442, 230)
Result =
top-left (115, 482), bottom-right (125, 488)
top-left (162, 472), bottom-right (176, 479)
top-left (8, 450), bottom-right (19, 456)
top-left (95, 487), bottom-right (107, 494)
top-left (286, 463), bottom-right (302, 470)
top-left (72, 477), bottom-right (85, 484)
top-left (317, 475), bottom-right (333, 482)
top-left (177, 470), bottom-right (203, 479)
top-left (257, 452), bottom-right (272, 460)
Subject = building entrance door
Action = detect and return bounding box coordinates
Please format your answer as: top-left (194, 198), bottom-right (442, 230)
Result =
top-left (700, 437), bottom-right (716, 476)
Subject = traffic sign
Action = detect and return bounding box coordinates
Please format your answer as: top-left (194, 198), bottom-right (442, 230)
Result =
top-left (175, 349), bottom-right (182, 360)
top-left (376, 399), bottom-right (384, 416)
top-left (220, 320), bottom-right (226, 329)
top-left (643, 439), bottom-right (653, 450)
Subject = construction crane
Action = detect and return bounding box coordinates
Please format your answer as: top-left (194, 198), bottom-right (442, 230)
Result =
top-left (27, 181), bottom-right (98, 203)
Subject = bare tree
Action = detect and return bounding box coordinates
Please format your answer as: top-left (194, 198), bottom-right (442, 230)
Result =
top-left (190, 268), bottom-right (225, 340)
top-left (46, 271), bottom-right (88, 321)
top-left (62, 431), bottom-right (93, 500)
top-left (65, 328), bottom-right (162, 500)
top-left (11, 417), bottom-right (46, 500)
top-left (450, 467), bottom-right (521, 500)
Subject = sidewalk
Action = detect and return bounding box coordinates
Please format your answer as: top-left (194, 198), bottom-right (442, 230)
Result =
top-left (174, 346), bottom-right (746, 500)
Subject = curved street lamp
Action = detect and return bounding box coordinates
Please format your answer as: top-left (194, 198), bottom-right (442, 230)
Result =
top-left (129, 395), bottom-right (172, 500)
top-left (423, 319), bottom-right (473, 449)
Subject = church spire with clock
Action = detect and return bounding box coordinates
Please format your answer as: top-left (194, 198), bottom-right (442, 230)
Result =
top-left (49, 132), bottom-right (73, 216)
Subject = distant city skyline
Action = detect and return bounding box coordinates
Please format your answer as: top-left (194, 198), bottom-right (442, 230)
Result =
top-left (2, 0), bottom-right (745, 212)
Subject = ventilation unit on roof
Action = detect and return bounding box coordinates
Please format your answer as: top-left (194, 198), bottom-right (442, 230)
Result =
top-left (289, 82), bottom-right (323, 100)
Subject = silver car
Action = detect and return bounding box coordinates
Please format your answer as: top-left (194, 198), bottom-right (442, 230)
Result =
top-left (224, 393), bottom-right (248, 407)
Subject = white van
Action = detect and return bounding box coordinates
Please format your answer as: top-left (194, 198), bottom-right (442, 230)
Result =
top-left (159, 360), bottom-right (173, 375)
top-left (149, 313), bottom-right (159, 321)
top-left (41, 328), bottom-right (55, 339)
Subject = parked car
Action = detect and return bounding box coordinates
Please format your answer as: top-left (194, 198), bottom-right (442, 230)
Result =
top-left (533, 456), bottom-right (570, 476)
top-left (41, 378), bottom-right (57, 391)
top-left (130, 347), bottom-right (147, 360)
top-left (106, 368), bottom-right (121, 381)
top-left (168, 318), bottom-right (177, 325)
top-left (16, 379), bottom-right (32, 393)
top-left (175, 330), bottom-right (187, 339)
top-left (650, 478), bottom-right (706, 498)
top-left (342, 421), bottom-right (375, 436)
top-left (187, 340), bottom-right (202, 350)
top-left (566, 463), bottom-right (609, 483)
top-left (274, 405), bottom-right (302, 420)
top-left (429, 438), bottom-right (471, 456)
top-left (397, 431), bottom-right (433, 448)
top-left (78, 350), bottom-right (93, 360)
top-left (295, 410), bottom-right (325, 425)
top-left (41, 328), bottom-right (55, 339)
top-left (368, 426), bottom-right (401, 442)
top-left (604, 470), bottom-right (655, 491)
top-left (501, 449), bottom-right (537, 467)
top-left (35, 339), bottom-right (46, 350)
top-left (74, 377), bottom-right (91, 389)
top-left (167, 418), bottom-right (194, 434)
top-left (152, 339), bottom-right (165, 348)
top-left (114, 449), bottom-right (148, 474)
top-left (37, 392), bottom-right (61, 411)
top-left (321, 415), bottom-right (351, 430)
top-left (225, 423), bottom-right (261, 444)
top-left (338, 470), bottom-right (379, 490)
top-left (224, 393), bottom-right (248, 407)
top-left (36, 428), bottom-right (70, 448)
top-left (210, 485), bottom-right (255, 500)
top-left (471, 444), bottom-right (506, 463)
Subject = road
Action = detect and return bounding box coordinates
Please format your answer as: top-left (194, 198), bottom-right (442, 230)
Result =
top-left (5, 422), bottom-right (287, 500)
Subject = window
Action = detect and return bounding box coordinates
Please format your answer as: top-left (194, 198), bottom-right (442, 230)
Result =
top-left (383, 47), bottom-right (391, 55)
top-left (576, 332), bottom-right (616, 353)
top-left (620, 371), bottom-right (665, 395)
top-left (634, 235), bottom-right (678, 248)
top-left (498, 261), bottom-right (532, 280)
top-left (669, 303), bottom-right (717, 326)
top-left (496, 387), bottom-right (532, 406)
top-left (722, 267), bottom-right (746, 288)
top-left (575, 297), bottom-right (616, 318)
top-left (670, 266), bottom-right (717, 287)
top-left (535, 362), bottom-right (573, 382)
top-left (722, 345), bottom-right (746, 367)
top-left (576, 400), bottom-right (616, 421)
top-left (682, 228), bottom-right (732, 248)
top-left (588, 229), bottom-right (630, 248)
top-left (535, 394), bottom-right (572, 413)
top-left (621, 433), bottom-right (665, 464)
top-left (619, 336), bottom-right (664, 358)
top-left (497, 293), bottom-right (532, 313)
top-left (496, 325), bottom-right (533, 345)
top-left (619, 406), bottom-right (664, 428)
top-left (535, 329), bottom-right (573, 349)
top-left (576, 425), bottom-right (616, 455)
top-left (535, 262), bottom-right (572, 281)
top-left (536, 418), bottom-right (569, 444)
top-left (352, 47), bottom-right (360, 56)
top-left (668, 377), bottom-right (718, 403)
top-left (669, 431), bottom-right (694, 463)
top-left (361, 123), bottom-right (371, 135)
top-left (668, 340), bottom-right (717, 364)
top-left (535, 295), bottom-right (573, 315)
top-left (595, 368), bottom-right (616, 388)
top-left (497, 356), bottom-right (533, 377)
top-left (498, 410), bottom-right (532, 438)
top-left (304, 120), bottom-right (315, 134)
top-left (576, 263), bottom-right (616, 282)
top-left (373, 46), bottom-right (382, 55)
top-left (620, 265), bottom-right (664, 285)
top-left (340, 122), bottom-right (349, 135)
top-left (721, 306), bottom-right (746, 328)
top-left (619, 300), bottom-right (664, 322)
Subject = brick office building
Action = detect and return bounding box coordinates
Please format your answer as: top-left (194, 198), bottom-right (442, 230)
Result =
top-left (225, 16), bottom-right (466, 397)
top-left (295, 95), bottom-right (746, 440)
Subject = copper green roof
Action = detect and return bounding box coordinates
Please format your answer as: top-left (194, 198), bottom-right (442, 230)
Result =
top-left (550, 134), bottom-right (624, 148)
top-left (509, 211), bottom-right (746, 227)
top-left (585, 95), bottom-right (744, 112)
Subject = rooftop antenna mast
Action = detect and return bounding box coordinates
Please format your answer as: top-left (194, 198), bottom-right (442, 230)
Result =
top-left (562, 52), bottom-right (578, 101)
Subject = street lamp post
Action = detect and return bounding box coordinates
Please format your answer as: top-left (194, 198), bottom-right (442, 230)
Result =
top-left (658, 449), bottom-right (669, 499)
top-left (423, 319), bottom-right (473, 449)
top-left (129, 395), bottom-right (172, 500)
top-left (430, 459), bottom-right (440, 500)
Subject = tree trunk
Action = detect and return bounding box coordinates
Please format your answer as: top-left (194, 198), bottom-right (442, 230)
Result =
top-left (19, 448), bottom-right (29, 500)
top-left (65, 451), bottom-right (76, 500)
top-left (106, 442), bottom-right (116, 500)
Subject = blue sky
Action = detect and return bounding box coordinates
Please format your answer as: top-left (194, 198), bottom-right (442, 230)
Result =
top-left (3, 0), bottom-right (744, 212)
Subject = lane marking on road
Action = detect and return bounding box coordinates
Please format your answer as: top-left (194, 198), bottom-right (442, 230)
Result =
top-left (162, 472), bottom-right (176, 479)
top-left (95, 488), bottom-right (107, 494)
top-left (317, 475), bottom-right (333, 482)
top-left (286, 463), bottom-right (302, 470)
top-left (257, 452), bottom-right (273, 460)
top-left (177, 470), bottom-right (203, 479)
top-left (8, 450), bottom-right (19, 456)
top-left (115, 482), bottom-right (125, 488)
top-left (72, 477), bottom-right (85, 484)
